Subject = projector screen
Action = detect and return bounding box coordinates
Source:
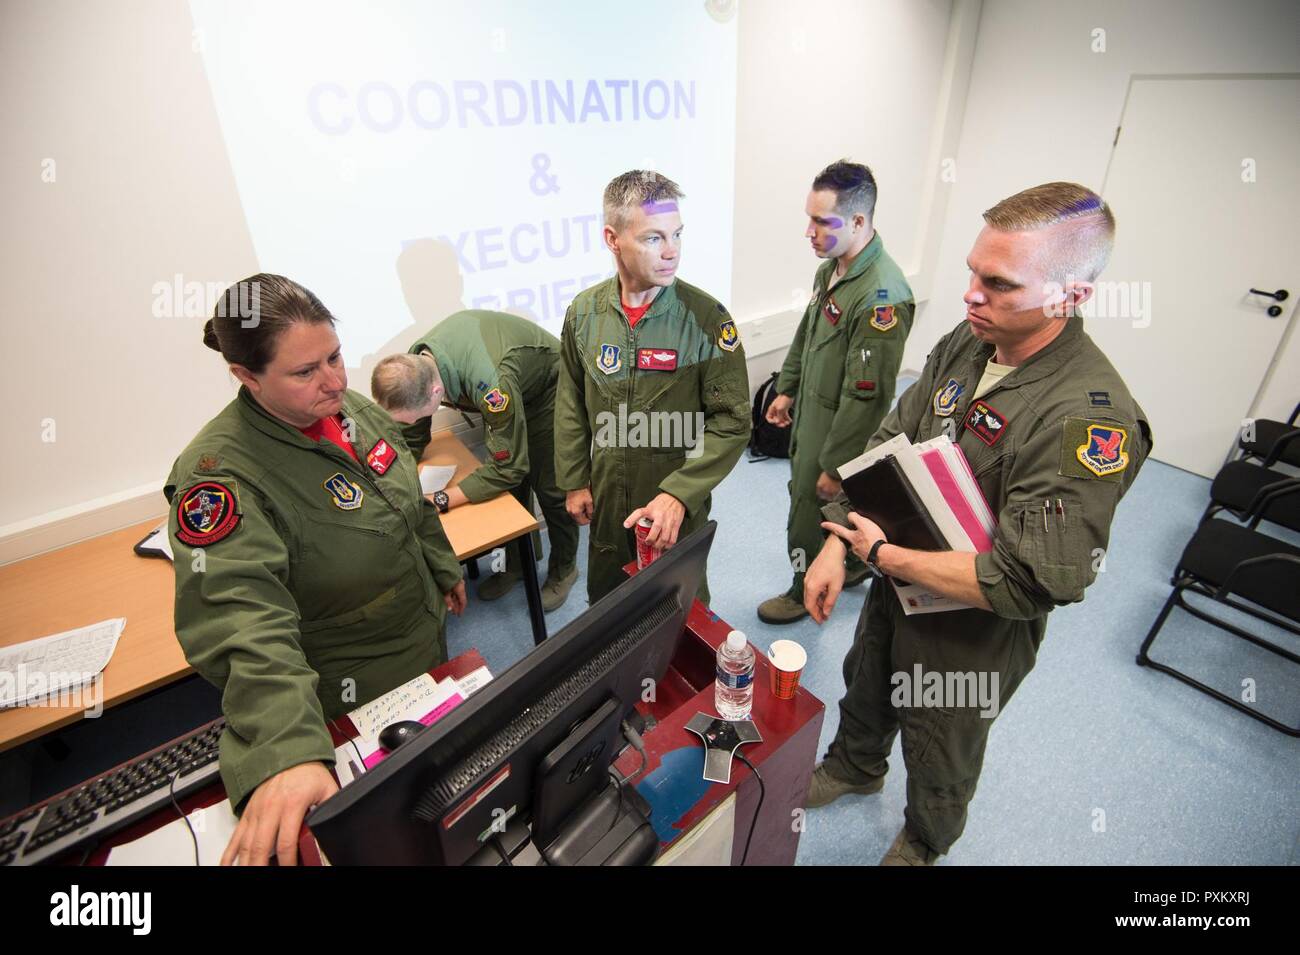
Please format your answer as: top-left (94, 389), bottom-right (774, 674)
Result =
top-left (188, 0), bottom-right (738, 366)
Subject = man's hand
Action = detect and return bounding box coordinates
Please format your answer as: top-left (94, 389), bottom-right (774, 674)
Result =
top-left (804, 536), bottom-right (848, 624)
top-left (815, 471), bottom-right (842, 501)
top-left (821, 512), bottom-right (887, 564)
top-left (566, 488), bottom-right (594, 525)
top-left (221, 762), bottom-right (338, 866)
top-left (624, 492), bottom-right (687, 550)
top-left (765, 393), bottom-right (794, 428)
top-left (444, 579), bottom-right (467, 616)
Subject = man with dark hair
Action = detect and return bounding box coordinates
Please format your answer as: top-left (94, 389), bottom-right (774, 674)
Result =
top-left (758, 160), bottom-right (914, 624)
top-left (803, 182), bottom-right (1150, 865)
top-left (555, 170), bottom-right (751, 604)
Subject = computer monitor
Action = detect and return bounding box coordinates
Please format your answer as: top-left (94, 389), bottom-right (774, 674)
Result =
top-left (307, 520), bottom-right (717, 865)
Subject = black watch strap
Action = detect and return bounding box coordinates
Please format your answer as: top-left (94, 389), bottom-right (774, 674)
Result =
top-left (433, 490), bottom-right (450, 513)
top-left (866, 538), bottom-right (887, 574)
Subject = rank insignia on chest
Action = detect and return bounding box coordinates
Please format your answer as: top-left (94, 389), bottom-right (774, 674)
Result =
top-left (933, 378), bottom-right (964, 417)
top-left (877, 288), bottom-right (889, 300)
top-left (718, 319), bottom-right (739, 352)
top-left (1077, 423), bottom-right (1129, 477)
top-left (175, 481), bottom-right (240, 546)
top-left (196, 453), bottom-right (221, 473)
top-left (964, 399), bottom-right (1008, 446)
top-left (637, 347), bottom-right (678, 371)
top-left (483, 388), bottom-right (509, 413)
top-left (870, 304), bottom-right (898, 332)
top-left (323, 472), bottom-right (364, 510)
top-left (366, 439), bottom-right (397, 475)
top-left (822, 297), bottom-right (842, 326)
top-left (597, 343), bottom-right (621, 374)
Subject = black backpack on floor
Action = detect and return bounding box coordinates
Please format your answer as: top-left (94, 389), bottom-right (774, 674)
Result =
top-left (748, 371), bottom-right (791, 461)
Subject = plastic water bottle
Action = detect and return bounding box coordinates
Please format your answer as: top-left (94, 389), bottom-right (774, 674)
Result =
top-left (715, 630), bottom-right (755, 721)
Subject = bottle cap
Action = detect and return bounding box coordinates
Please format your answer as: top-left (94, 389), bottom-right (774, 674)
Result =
top-left (726, 630), bottom-right (746, 651)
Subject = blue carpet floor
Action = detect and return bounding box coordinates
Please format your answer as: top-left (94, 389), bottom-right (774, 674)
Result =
top-left (446, 444), bottom-right (1300, 866)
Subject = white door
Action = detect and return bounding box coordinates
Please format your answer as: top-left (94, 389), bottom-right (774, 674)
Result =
top-left (1092, 75), bottom-right (1299, 478)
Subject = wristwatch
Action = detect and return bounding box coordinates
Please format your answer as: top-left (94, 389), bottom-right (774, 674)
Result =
top-left (865, 538), bottom-right (888, 576)
top-left (433, 490), bottom-right (450, 514)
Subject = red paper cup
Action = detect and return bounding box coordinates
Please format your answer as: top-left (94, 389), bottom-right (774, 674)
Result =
top-left (767, 640), bottom-right (807, 700)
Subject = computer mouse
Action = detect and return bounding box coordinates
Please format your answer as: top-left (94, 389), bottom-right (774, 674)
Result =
top-left (378, 720), bottom-right (426, 752)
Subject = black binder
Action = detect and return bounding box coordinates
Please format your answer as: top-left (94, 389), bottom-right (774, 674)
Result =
top-left (840, 456), bottom-right (948, 552)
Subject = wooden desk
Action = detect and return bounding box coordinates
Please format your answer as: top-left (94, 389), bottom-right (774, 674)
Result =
top-left (0, 431), bottom-right (543, 753)
top-left (0, 519), bottom-right (187, 754)
top-left (420, 430), bottom-right (546, 645)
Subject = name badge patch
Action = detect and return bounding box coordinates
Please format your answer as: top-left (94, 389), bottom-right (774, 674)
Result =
top-left (637, 348), bottom-right (678, 371)
top-left (175, 481), bottom-right (240, 546)
top-left (366, 439), bottom-right (397, 475)
top-left (323, 472), bottom-right (365, 510)
top-left (822, 297), bottom-right (842, 326)
top-left (964, 399), bottom-right (1008, 446)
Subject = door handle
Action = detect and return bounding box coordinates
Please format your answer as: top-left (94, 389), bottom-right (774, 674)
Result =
top-left (1249, 288), bottom-right (1288, 317)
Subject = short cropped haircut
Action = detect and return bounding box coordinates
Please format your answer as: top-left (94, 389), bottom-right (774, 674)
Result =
top-left (812, 160), bottom-right (877, 220)
top-left (371, 352), bottom-right (437, 412)
top-left (983, 182), bottom-right (1116, 283)
top-left (603, 170), bottom-right (685, 233)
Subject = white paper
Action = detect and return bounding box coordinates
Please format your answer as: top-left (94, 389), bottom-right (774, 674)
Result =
top-left (455, 665), bottom-right (493, 698)
top-left (105, 800), bottom-right (240, 866)
top-left (419, 464), bottom-right (457, 495)
top-left (346, 673), bottom-right (441, 740)
top-left (0, 618), bottom-right (126, 708)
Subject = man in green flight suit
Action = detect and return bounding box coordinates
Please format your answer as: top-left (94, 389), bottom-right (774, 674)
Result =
top-left (759, 160), bottom-right (915, 624)
top-left (371, 309), bottom-right (580, 611)
top-left (555, 170), bottom-right (751, 605)
top-left (802, 183), bottom-right (1152, 865)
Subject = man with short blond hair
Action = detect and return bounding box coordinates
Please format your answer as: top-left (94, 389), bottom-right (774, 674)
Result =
top-left (555, 170), bottom-right (751, 604)
top-left (803, 182), bottom-right (1150, 864)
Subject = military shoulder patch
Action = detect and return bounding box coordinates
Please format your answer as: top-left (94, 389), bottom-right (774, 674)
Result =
top-left (964, 399), bottom-right (1008, 446)
top-left (175, 481), bottom-right (240, 546)
top-left (597, 343), bottom-right (621, 374)
top-left (718, 319), bottom-right (740, 352)
top-left (1060, 417), bottom-right (1129, 481)
top-left (483, 388), bottom-right (510, 413)
top-left (869, 305), bottom-right (898, 332)
top-left (933, 377), bottom-right (964, 417)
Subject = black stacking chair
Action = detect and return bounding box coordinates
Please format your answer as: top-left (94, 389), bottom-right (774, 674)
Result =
top-left (1137, 512), bottom-right (1300, 736)
top-left (1201, 462), bottom-right (1300, 530)
top-left (1237, 402), bottom-right (1300, 467)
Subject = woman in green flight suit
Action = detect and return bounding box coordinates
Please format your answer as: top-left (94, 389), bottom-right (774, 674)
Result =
top-left (166, 274), bottom-right (467, 865)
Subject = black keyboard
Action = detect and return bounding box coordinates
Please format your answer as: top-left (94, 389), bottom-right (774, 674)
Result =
top-left (0, 718), bottom-right (225, 866)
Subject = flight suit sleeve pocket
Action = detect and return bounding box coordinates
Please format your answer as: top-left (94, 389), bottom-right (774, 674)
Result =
top-left (1019, 499), bottom-right (1087, 604)
top-left (842, 344), bottom-right (880, 402)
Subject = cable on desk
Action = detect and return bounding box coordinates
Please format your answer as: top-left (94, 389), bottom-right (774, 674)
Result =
top-left (734, 752), bottom-right (764, 867)
top-left (168, 769), bottom-right (200, 866)
top-left (490, 832), bottom-right (513, 866)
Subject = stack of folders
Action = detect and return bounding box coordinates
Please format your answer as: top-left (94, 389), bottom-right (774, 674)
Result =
top-left (837, 433), bottom-right (997, 615)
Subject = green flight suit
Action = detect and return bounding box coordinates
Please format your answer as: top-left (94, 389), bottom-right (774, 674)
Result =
top-left (165, 388), bottom-right (464, 811)
top-left (400, 310), bottom-right (578, 577)
top-left (775, 233), bottom-right (914, 600)
top-left (819, 315), bottom-right (1151, 853)
top-left (555, 278), bottom-right (752, 605)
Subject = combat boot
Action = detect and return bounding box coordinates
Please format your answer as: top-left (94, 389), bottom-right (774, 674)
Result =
top-left (880, 825), bottom-right (940, 866)
top-left (477, 569), bottom-right (522, 601)
top-left (758, 590), bottom-right (808, 625)
top-left (540, 566), bottom-right (578, 612)
top-left (805, 762), bottom-right (885, 808)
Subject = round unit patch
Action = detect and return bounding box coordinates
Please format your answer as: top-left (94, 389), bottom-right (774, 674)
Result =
top-left (175, 481), bottom-right (240, 546)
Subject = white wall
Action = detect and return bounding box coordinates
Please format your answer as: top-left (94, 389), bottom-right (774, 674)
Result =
top-left (909, 0), bottom-right (1300, 429)
top-left (1, 0), bottom-right (961, 560)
